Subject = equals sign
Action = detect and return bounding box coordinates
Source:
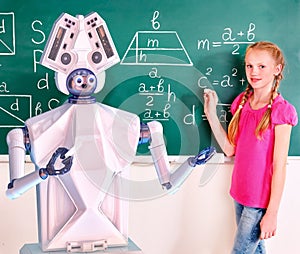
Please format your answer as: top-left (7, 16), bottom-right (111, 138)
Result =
top-left (202, 114), bottom-right (208, 121)
top-left (212, 41), bottom-right (222, 47)
top-left (212, 80), bottom-right (219, 86)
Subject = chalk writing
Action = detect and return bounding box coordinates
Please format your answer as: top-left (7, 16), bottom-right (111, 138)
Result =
top-left (0, 95), bottom-right (32, 127)
top-left (0, 12), bottom-right (15, 56)
top-left (121, 11), bottom-right (192, 66)
top-left (202, 103), bottom-right (231, 123)
top-left (197, 22), bottom-right (256, 54)
top-left (198, 67), bottom-right (246, 89)
top-left (139, 68), bottom-right (174, 121)
top-left (0, 82), bottom-right (9, 93)
top-left (151, 10), bottom-right (160, 31)
top-left (31, 18), bottom-right (61, 115)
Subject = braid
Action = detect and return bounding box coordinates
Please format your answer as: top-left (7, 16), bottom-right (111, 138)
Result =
top-left (228, 84), bottom-right (252, 145)
top-left (228, 41), bottom-right (285, 143)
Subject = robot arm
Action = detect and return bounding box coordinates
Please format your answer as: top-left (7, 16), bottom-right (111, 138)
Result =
top-left (6, 127), bottom-right (73, 200)
top-left (139, 121), bottom-right (216, 193)
top-left (142, 121), bottom-right (172, 189)
top-left (6, 127), bottom-right (42, 199)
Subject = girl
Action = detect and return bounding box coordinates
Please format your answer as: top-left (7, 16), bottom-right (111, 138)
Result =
top-left (203, 41), bottom-right (298, 253)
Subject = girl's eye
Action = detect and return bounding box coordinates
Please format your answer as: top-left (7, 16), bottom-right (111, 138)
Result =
top-left (259, 65), bottom-right (265, 69)
top-left (246, 64), bottom-right (252, 68)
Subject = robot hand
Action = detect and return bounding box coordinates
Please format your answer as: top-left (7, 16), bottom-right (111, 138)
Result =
top-left (140, 121), bottom-right (217, 193)
top-left (167, 146), bottom-right (216, 193)
top-left (6, 146), bottom-right (73, 199)
top-left (188, 146), bottom-right (216, 167)
top-left (39, 147), bottom-right (73, 180)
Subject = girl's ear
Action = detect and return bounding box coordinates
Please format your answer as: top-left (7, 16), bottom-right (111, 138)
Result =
top-left (274, 64), bottom-right (282, 76)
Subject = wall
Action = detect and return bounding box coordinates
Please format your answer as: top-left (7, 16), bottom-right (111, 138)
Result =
top-left (1, 157), bottom-right (299, 254)
top-left (1, 0), bottom-right (300, 155)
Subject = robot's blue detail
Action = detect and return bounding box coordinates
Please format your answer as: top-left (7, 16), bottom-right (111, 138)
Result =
top-left (138, 122), bottom-right (151, 145)
top-left (7, 179), bottom-right (15, 189)
top-left (189, 147), bottom-right (217, 166)
top-left (67, 68), bottom-right (97, 104)
top-left (22, 126), bottom-right (31, 152)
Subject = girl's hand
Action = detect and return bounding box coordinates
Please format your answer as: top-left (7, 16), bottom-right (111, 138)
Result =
top-left (203, 89), bottom-right (218, 119)
top-left (260, 211), bottom-right (277, 240)
top-left (202, 88), bottom-right (235, 156)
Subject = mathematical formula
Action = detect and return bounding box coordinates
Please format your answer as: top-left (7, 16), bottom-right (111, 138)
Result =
top-left (138, 68), bottom-right (176, 122)
top-left (197, 22), bottom-right (256, 54)
top-left (198, 67), bottom-right (246, 88)
top-left (136, 67), bottom-right (232, 126)
top-left (0, 10), bottom-right (252, 130)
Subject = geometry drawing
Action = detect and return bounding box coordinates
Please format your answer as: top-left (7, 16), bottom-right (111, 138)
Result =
top-left (0, 12), bottom-right (16, 55)
top-left (0, 95), bottom-right (32, 127)
top-left (121, 31), bottom-right (193, 66)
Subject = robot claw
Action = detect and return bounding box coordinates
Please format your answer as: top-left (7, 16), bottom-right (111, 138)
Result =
top-left (39, 147), bottom-right (73, 179)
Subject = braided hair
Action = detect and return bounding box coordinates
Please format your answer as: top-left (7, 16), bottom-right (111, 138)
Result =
top-left (228, 41), bottom-right (285, 145)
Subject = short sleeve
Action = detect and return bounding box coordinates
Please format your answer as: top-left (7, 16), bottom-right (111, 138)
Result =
top-left (231, 92), bottom-right (245, 115)
top-left (272, 100), bottom-right (298, 126)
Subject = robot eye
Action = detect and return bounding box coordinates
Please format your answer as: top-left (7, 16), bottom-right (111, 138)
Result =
top-left (87, 74), bottom-right (96, 86)
top-left (74, 75), bottom-right (84, 86)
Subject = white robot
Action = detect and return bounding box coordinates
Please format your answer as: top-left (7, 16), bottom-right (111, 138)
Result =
top-left (6, 12), bottom-right (216, 253)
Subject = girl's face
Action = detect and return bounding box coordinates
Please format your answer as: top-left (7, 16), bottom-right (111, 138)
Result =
top-left (245, 49), bottom-right (282, 91)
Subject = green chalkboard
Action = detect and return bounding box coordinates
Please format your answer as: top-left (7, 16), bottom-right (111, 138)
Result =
top-left (0, 0), bottom-right (299, 155)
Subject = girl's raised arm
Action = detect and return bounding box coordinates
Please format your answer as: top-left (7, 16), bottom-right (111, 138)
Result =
top-left (203, 89), bottom-right (235, 157)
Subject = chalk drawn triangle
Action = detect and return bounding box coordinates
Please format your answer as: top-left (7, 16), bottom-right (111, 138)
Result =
top-left (121, 31), bottom-right (193, 66)
top-left (0, 12), bottom-right (16, 55)
top-left (0, 95), bottom-right (31, 127)
top-left (0, 39), bottom-right (14, 54)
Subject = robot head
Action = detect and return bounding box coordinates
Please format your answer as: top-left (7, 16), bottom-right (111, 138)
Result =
top-left (55, 70), bottom-right (105, 96)
top-left (40, 12), bottom-right (120, 95)
top-left (66, 68), bottom-right (97, 97)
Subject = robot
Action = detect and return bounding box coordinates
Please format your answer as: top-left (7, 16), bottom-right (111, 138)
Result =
top-left (6, 12), bottom-right (216, 253)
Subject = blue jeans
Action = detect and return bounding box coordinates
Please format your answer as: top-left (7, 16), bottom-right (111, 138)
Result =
top-left (231, 201), bottom-right (267, 254)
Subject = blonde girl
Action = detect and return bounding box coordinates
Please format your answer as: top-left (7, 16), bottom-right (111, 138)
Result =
top-left (203, 41), bottom-right (298, 253)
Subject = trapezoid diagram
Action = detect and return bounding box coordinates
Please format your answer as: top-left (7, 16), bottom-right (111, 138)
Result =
top-left (121, 31), bottom-right (193, 66)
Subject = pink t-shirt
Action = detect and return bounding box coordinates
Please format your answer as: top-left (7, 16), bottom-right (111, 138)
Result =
top-left (230, 93), bottom-right (298, 208)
